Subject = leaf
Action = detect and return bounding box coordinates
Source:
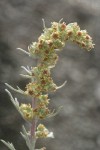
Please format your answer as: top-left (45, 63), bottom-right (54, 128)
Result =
top-left (5, 83), bottom-right (25, 95)
top-left (20, 125), bottom-right (33, 150)
top-left (17, 48), bottom-right (30, 56)
top-left (1, 140), bottom-right (16, 150)
top-left (5, 89), bottom-right (23, 118)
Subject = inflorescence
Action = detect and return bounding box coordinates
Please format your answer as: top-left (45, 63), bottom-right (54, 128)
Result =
top-left (2, 20), bottom-right (94, 150)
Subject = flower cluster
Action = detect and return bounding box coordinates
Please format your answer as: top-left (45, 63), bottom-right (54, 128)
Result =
top-left (20, 103), bottom-right (34, 121)
top-left (23, 21), bottom-right (94, 123)
top-left (35, 124), bottom-right (54, 138)
top-left (25, 64), bottom-right (57, 98)
top-left (29, 22), bottom-right (94, 60)
top-left (18, 21), bottom-right (94, 146)
top-left (3, 20), bottom-right (94, 150)
top-left (19, 95), bottom-right (50, 120)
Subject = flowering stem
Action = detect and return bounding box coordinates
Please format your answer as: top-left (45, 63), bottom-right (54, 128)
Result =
top-left (30, 98), bottom-right (37, 149)
top-left (2, 20), bottom-right (94, 150)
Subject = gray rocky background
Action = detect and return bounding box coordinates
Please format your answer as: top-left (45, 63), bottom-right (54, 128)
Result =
top-left (0, 0), bottom-right (100, 150)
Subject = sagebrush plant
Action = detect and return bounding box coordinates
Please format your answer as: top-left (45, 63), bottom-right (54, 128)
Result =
top-left (1, 19), bottom-right (94, 150)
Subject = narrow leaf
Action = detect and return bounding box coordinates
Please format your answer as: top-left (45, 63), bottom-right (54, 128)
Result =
top-left (1, 140), bottom-right (16, 150)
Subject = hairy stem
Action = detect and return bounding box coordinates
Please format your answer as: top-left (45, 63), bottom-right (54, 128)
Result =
top-left (30, 98), bottom-right (37, 149)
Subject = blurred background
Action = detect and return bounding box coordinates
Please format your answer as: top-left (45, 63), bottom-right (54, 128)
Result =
top-left (0, 0), bottom-right (100, 150)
